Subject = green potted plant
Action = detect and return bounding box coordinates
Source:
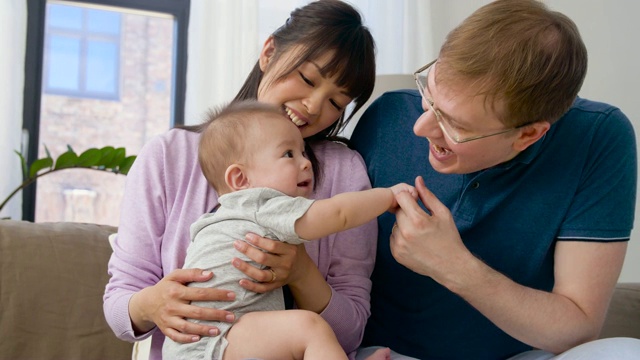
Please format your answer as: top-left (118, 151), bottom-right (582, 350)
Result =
top-left (0, 145), bottom-right (136, 213)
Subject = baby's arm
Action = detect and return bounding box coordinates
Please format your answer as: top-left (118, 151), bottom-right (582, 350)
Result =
top-left (295, 183), bottom-right (415, 240)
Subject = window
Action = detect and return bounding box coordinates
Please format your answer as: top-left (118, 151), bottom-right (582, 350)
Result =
top-left (44, 4), bottom-right (121, 99)
top-left (22, 0), bottom-right (190, 224)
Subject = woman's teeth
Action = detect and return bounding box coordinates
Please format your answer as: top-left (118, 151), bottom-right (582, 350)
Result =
top-left (286, 108), bottom-right (307, 127)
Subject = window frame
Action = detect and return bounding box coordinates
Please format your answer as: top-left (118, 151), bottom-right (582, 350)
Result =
top-left (22, 0), bottom-right (190, 221)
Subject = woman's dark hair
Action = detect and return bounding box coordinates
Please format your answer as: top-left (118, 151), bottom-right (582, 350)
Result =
top-left (233, 0), bottom-right (376, 140)
top-left (183, 0), bottom-right (376, 188)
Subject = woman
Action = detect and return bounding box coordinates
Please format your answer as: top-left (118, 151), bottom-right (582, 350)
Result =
top-left (103, 1), bottom-right (377, 359)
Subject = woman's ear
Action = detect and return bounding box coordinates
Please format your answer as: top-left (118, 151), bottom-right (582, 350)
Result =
top-left (513, 121), bottom-right (551, 152)
top-left (225, 164), bottom-right (250, 191)
top-left (259, 36), bottom-right (276, 71)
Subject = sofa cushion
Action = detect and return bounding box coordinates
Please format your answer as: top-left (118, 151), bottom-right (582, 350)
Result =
top-left (0, 220), bottom-right (133, 360)
top-left (600, 283), bottom-right (640, 339)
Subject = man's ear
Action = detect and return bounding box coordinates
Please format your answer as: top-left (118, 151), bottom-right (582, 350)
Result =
top-left (259, 36), bottom-right (276, 71)
top-left (225, 164), bottom-right (250, 191)
top-left (513, 121), bottom-right (551, 152)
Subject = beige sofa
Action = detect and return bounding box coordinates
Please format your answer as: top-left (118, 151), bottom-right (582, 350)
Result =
top-left (0, 220), bottom-right (639, 359)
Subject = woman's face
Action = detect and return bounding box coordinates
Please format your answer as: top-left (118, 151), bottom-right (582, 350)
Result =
top-left (257, 39), bottom-right (353, 139)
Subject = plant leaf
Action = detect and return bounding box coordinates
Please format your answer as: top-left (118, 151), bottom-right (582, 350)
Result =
top-left (98, 146), bottom-right (116, 167)
top-left (29, 157), bottom-right (54, 178)
top-left (77, 148), bottom-right (102, 167)
top-left (106, 147), bottom-right (126, 169)
top-left (118, 155), bottom-right (137, 175)
top-left (14, 150), bottom-right (27, 178)
top-left (54, 150), bottom-right (79, 170)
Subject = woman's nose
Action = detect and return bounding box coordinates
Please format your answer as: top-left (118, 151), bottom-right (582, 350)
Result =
top-left (302, 94), bottom-right (320, 115)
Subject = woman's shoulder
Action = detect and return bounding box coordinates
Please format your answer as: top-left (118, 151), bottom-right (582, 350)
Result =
top-left (138, 128), bottom-right (200, 162)
top-left (145, 128), bottom-right (200, 150)
top-left (311, 140), bottom-right (371, 197)
top-left (311, 140), bottom-right (362, 163)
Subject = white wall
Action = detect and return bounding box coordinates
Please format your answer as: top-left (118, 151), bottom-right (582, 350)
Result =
top-left (0, 0), bottom-right (26, 220)
top-left (548, 1), bottom-right (640, 283)
top-left (430, 0), bottom-right (640, 282)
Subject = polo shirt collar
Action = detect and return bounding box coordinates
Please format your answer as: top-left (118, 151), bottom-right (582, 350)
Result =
top-left (494, 131), bottom-right (548, 170)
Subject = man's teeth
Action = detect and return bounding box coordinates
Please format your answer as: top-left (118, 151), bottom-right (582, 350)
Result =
top-left (286, 108), bottom-right (307, 126)
top-left (433, 143), bottom-right (452, 155)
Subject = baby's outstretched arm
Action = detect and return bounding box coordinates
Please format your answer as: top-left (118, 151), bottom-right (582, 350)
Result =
top-left (294, 183), bottom-right (416, 240)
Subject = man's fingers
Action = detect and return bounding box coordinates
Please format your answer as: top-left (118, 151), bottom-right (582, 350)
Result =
top-left (395, 188), bottom-right (423, 213)
top-left (415, 175), bottom-right (446, 216)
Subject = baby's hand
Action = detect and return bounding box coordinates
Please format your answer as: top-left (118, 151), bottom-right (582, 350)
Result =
top-left (388, 183), bottom-right (418, 210)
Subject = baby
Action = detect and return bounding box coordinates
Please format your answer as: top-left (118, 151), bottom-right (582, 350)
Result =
top-left (162, 101), bottom-right (412, 360)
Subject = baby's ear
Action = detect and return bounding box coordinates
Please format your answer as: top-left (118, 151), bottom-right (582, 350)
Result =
top-left (225, 164), bottom-right (250, 191)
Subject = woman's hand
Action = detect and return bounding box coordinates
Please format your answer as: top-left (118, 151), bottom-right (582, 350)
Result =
top-left (232, 233), bottom-right (312, 293)
top-left (128, 268), bottom-right (236, 343)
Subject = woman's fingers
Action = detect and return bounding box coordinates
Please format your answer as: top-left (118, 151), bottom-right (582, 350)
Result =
top-left (148, 268), bottom-right (237, 342)
top-left (232, 233), bottom-right (299, 292)
top-left (164, 267), bottom-right (214, 283)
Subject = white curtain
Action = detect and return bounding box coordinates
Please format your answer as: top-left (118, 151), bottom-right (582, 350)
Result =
top-left (0, 0), bottom-right (27, 220)
top-left (184, 0), bottom-right (260, 125)
top-left (184, 0), bottom-right (433, 125)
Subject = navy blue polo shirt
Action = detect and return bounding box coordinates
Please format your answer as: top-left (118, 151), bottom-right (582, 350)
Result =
top-left (350, 90), bottom-right (637, 360)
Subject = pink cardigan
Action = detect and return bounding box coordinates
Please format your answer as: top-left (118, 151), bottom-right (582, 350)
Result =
top-left (103, 129), bottom-right (377, 359)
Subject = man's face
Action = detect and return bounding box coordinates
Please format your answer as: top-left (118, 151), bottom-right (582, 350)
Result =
top-left (413, 62), bottom-right (523, 174)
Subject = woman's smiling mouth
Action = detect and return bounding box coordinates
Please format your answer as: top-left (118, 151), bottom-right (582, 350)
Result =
top-left (285, 107), bottom-right (308, 127)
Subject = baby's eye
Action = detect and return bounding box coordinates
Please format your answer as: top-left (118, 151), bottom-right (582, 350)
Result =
top-left (283, 150), bottom-right (294, 158)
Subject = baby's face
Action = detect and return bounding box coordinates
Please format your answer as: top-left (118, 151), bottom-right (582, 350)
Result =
top-left (245, 115), bottom-right (314, 198)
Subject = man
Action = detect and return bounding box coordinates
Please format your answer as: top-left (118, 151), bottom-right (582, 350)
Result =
top-left (351, 0), bottom-right (640, 359)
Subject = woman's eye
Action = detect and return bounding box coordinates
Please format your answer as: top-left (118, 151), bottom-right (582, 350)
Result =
top-left (299, 71), bottom-right (313, 86)
top-left (330, 99), bottom-right (343, 111)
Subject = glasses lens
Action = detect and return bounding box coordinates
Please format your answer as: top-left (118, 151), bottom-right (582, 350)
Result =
top-left (417, 72), bottom-right (428, 97)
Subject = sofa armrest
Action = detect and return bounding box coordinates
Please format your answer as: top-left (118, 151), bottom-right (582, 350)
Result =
top-left (600, 282), bottom-right (640, 339)
top-left (0, 220), bottom-right (133, 360)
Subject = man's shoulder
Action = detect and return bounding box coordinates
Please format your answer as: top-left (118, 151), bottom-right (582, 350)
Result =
top-left (564, 97), bottom-right (625, 121)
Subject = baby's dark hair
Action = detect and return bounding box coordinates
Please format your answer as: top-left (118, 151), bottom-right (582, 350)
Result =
top-left (198, 101), bottom-right (321, 193)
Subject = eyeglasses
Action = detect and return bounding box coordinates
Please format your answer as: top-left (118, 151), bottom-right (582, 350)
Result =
top-left (413, 60), bottom-right (525, 144)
